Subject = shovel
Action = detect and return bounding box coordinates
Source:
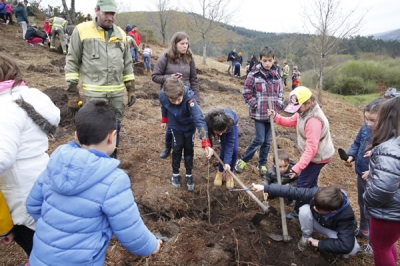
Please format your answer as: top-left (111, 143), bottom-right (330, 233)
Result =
top-left (266, 98), bottom-right (291, 242)
top-left (338, 148), bottom-right (349, 161)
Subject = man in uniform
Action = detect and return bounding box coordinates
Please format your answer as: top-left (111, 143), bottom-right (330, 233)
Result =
top-left (49, 16), bottom-right (68, 55)
top-left (282, 61), bottom-right (290, 88)
top-left (65, 0), bottom-right (135, 159)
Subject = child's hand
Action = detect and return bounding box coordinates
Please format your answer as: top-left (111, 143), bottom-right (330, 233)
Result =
top-left (1, 232), bottom-right (14, 244)
top-left (161, 123), bottom-right (167, 130)
top-left (364, 151), bottom-right (371, 158)
top-left (205, 147), bottom-right (214, 159)
top-left (289, 169), bottom-right (297, 179)
top-left (267, 109), bottom-right (275, 117)
top-left (223, 164), bottom-right (231, 172)
top-left (251, 183), bottom-right (264, 192)
top-left (308, 237), bottom-right (319, 248)
top-left (362, 170), bottom-right (369, 181)
top-left (152, 239), bottom-right (163, 254)
top-left (343, 156), bottom-right (353, 167)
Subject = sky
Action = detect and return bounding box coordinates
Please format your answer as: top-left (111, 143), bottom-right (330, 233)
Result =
top-left (56, 0), bottom-right (399, 36)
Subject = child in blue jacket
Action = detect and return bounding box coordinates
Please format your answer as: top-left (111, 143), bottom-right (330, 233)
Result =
top-left (26, 101), bottom-right (161, 265)
top-left (205, 107), bottom-right (239, 189)
top-left (159, 76), bottom-right (213, 191)
top-left (344, 97), bottom-right (386, 252)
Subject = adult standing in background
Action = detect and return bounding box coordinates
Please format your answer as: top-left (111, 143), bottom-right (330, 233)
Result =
top-left (14, 2), bottom-right (28, 40)
top-left (363, 97), bottom-right (400, 266)
top-left (49, 16), bottom-right (68, 54)
top-left (227, 48), bottom-right (237, 74)
top-left (65, 0), bottom-right (135, 159)
top-left (23, 0), bottom-right (34, 26)
top-left (127, 25), bottom-right (141, 62)
top-left (282, 61), bottom-right (290, 88)
top-left (152, 31), bottom-right (201, 159)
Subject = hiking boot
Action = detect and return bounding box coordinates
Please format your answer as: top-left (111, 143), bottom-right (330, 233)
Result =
top-left (234, 159), bottom-right (246, 173)
top-left (160, 146), bottom-right (171, 158)
top-left (258, 165), bottom-right (267, 176)
top-left (355, 227), bottom-right (369, 239)
top-left (360, 243), bottom-right (373, 254)
top-left (171, 174), bottom-right (181, 188)
top-left (298, 236), bottom-right (309, 251)
top-left (185, 175), bottom-right (194, 191)
top-left (214, 171), bottom-right (223, 186)
top-left (285, 211), bottom-right (299, 219)
top-left (225, 173), bottom-right (234, 189)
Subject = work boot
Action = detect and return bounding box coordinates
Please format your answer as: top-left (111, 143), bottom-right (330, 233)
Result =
top-left (225, 173), bottom-right (234, 189)
top-left (298, 236), bottom-right (309, 251)
top-left (258, 165), bottom-right (267, 176)
top-left (214, 171), bottom-right (223, 186)
top-left (234, 159), bottom-right (246, 173)
top-left (160, 146), bottom-right (172, 158)
top-left (185, 175), bottom-right (194, 191)
top-left (149, 69), bottom-right (153, 74)
top-left (171, 174), bottom-right (181, 188)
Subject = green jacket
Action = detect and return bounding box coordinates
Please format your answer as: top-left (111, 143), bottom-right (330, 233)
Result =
top-left (282, 64), bottom-right (290, 77)
top-left (65, 20), bottom-right (135, 96)
top-left (126, 35), bottom-right (139, 50)
top-left (49, 17), bottom-right (67, 32)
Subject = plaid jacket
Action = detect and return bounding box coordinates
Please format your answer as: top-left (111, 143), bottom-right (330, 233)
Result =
top-left (242, 64), bottom-right (283, 121)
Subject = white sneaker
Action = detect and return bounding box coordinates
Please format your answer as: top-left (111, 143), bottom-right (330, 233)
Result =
top-left (6, 20), bottom-right (9, 25)
top-left (38, 43), bottom-right (44, 46)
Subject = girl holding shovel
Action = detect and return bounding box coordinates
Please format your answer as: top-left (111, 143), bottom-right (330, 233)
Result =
top-left (205, 107), bottom-right (239, 189)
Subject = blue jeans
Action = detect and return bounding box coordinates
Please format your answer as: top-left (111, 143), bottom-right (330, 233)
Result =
top-left (143, 54), bottom-right (151, 69)
top-left (130, 47), bottom-right (139, 61)
top-left (241, 120), bottom-right (271, 166)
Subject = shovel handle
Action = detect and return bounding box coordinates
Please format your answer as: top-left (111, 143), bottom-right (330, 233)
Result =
top-left (212, 150), bottom-right (269, 212)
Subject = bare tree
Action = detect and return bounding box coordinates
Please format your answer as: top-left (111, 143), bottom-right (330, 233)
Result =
top-left (152, 0), bottom-right (172, 45)
top-left (303, 0), bottom-right (364, 101)
top-left (184, 0), bottom-right (236, 64)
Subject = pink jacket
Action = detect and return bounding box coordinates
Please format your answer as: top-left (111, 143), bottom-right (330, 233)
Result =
top-left (5, 4), bottom-right (13, 13)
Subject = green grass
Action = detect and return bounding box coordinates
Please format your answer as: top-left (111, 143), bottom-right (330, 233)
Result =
top-left (332, 93), bottom-right (381, 106)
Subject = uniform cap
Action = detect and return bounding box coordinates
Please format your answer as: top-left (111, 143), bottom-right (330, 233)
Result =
top-left (96, 0), bottom-right (117, 13)
top-left (284, 86), bottom-right (312, 113)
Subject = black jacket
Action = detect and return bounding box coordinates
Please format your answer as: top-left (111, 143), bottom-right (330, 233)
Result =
top-left (25, 27), bottom-right (43, 40)
top-left (264, 184), bottom-right (356, 254)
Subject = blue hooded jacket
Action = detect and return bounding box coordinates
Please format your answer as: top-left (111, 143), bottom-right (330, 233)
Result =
top-left (26, 142), bottom-right (158, 265)
top-left (347, 123), bottom-right (372, 175)
top-left (159, 86), bottom-right (208, 139)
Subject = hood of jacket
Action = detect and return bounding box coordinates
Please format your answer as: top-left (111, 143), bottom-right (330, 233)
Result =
top-left (47, 142), bottom-right (120, 196)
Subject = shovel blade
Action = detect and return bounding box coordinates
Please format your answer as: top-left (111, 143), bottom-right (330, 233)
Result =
top-left (266, 232), bottom-right (292, 242)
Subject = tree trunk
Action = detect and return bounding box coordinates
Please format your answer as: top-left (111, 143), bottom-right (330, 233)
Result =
top-left (61, 0), bottom-right (72, 24)
top-left (202, 38), bottom-right (207, 65)
top-left (318, 56), bottom-right (323, 103)
top-left (70, 0), bottom-right (76, 22)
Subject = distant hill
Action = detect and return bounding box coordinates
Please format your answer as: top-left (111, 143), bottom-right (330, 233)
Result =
top-left (371, 28), bottom-right (400, 41)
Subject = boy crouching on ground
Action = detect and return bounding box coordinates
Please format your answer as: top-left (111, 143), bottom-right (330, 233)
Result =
top-left (252, 184), bottom-right (359, 260)
top-left (26, 101), bottom-right (161, 265)
top-left (159, 76), bottom-right (213, 191)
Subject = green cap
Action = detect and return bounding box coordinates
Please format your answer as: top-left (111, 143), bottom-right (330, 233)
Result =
top-left (96, 0), bottom-right (117, 13)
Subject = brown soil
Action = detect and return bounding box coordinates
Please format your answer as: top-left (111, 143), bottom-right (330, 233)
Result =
top-left (0, 22), bottom-right (388, 266)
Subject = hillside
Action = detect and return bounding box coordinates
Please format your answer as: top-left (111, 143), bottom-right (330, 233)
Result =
top-left (372, 28), bottom-right (400, 41)
top-left (0, 21), bottom-right (390, 266)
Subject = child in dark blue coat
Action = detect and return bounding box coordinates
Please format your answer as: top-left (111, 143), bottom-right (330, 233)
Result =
top-left (159, 77), bottom-right (213, 191)
top-left (205, 107), bottom-right (239, 189)
top-left (344, 97), bottom-right (386, 253)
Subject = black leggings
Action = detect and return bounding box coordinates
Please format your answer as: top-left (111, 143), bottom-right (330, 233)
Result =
top-left (171, 129), bottom-right (194, 175)
top-left (12, 225), bottom-right (35, 256)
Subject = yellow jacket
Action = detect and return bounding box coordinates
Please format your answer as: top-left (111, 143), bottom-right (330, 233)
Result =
top-left (0, 191), bottom-right (13, 236)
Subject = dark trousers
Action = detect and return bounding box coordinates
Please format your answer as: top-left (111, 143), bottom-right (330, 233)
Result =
top-left (171, 129), bottom-right (194, 175)
top-left (165, 126), bottom-right (173, 147)
top-left (6, 13), bottom-right (13, 23)
top-left (357, 174), bottom-right (370, 231)
top-left (294, 162), bottom-right (326, 213)
top-left (218, 125), bottom-right (239, 172)
top-left (13, 225), bottom-right (35, 256)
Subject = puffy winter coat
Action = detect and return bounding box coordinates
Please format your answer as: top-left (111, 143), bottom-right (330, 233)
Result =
top-left (0, 84), bottom-right (60, 230)
top-left (364, 137), bottom-right (400, 221)
top-left (264, 184), bottom-right (357, 254)
top-left (26, 142), bottom-right (158, 265)
top-left (347, 123), bottom-right (372, 175)
top-left (14, 5), bottom-right (27, 23)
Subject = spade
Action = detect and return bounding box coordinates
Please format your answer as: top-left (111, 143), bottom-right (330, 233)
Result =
top-left (338, 148), bottom-right (349, 161)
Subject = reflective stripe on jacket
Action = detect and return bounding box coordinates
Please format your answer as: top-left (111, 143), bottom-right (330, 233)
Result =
top-left (65, 20), bottom-right (134, 93)
top-left (50, 17), bottom-right (67, 31)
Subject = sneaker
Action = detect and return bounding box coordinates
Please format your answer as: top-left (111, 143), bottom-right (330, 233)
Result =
top-left (360, 243), bottom-right (373, 254)
top-left (214, 171), bottom-right (223, 186)
top-left (38, 43), bottom-right (44, 46)
top-left (258, 165), bottom-right (267, 176)
top-left (171, 174), bottom-right (181, 188)
top-left (6, 20), bottom-right (9, 25)
top-left (185, 175), bottom-right (194, 191)
top-left (225, 173), bottom-right (234, 189)
top-left (234, 159), bottom-right (246, 173)
top-left (285, 211), bottom-right (299, 219)
top-left (298, 236), bottom-right (309, 251)
top-left (355, 227), bottom-right (369, 239)
top-left (29, 43), bottom-right (34, 46)
top-left (159, 146), bottom-right (171, 159)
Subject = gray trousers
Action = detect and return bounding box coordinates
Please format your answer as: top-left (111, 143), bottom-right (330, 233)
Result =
top-left (299, 204), bottom-right (360, 255)
top-left (357, 174), bottom-right (370, 231)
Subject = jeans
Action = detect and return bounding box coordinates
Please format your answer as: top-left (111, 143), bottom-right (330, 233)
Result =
top-left (130, 47), bottom-right (139, 61)
top-left (143, 53), bottom-right (151, 69)
top-left (218, 125), bottom-right (239, 172)
top-left (299, 204), bottom-right (360, 255)
top-left (241, 120), bottom-right (271, 166)
top-left (370, 217), bottom-right (400, 266)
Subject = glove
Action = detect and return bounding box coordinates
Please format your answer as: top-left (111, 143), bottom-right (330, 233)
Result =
top-left (128, 92), bottom-right (136, 107)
